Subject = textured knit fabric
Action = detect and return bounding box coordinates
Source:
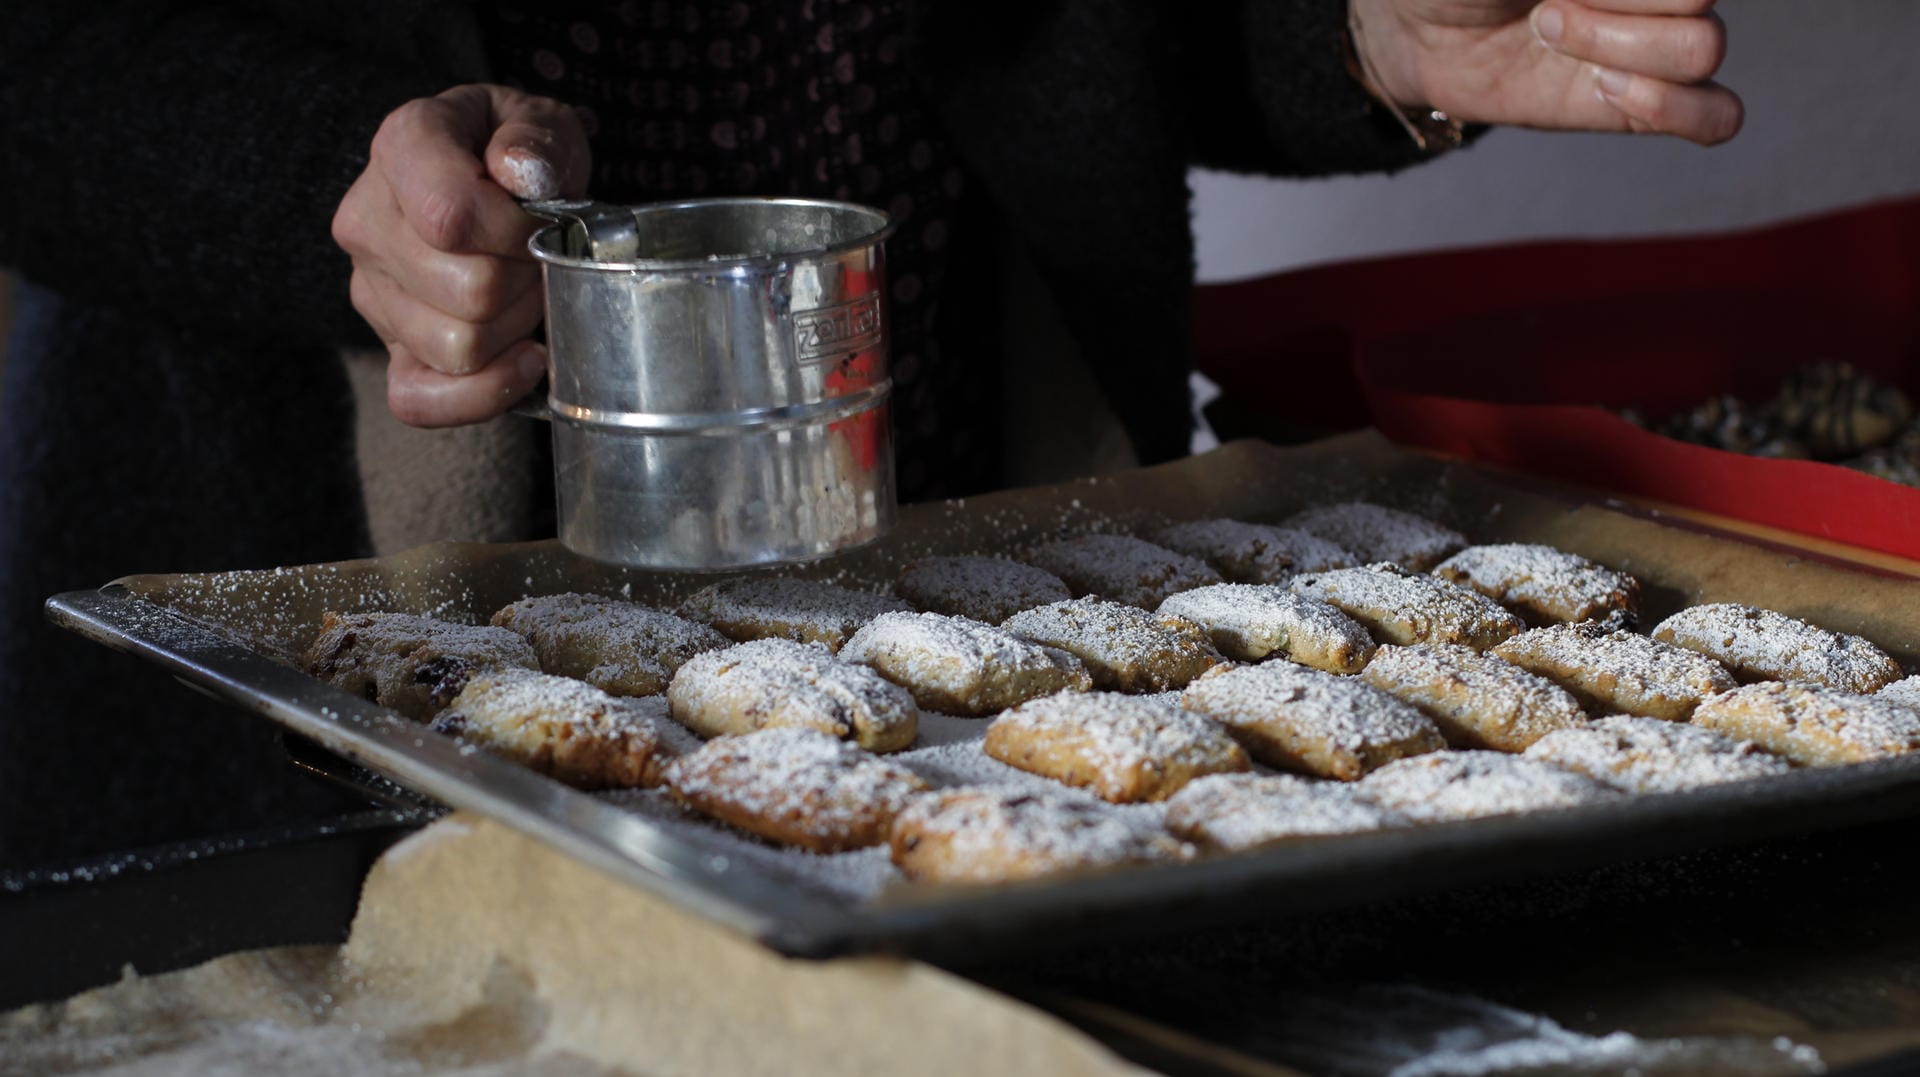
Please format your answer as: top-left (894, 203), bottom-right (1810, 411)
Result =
top-left (0, 0), bottom-right (1438, 866)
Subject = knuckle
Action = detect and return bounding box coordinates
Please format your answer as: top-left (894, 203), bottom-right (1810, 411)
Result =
top-left (451, 258), bottom-right (514, 319)
top-left (412, 189), bottom-right (476, 252)
top-left (432, 320), bottom-right (485, 374)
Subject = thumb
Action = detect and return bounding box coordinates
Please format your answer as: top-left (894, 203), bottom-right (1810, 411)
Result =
top-left (478, 87), bottom-right (592, 200)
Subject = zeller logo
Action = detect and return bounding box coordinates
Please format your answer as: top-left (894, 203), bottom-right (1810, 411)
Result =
top-left (794, 295), bottom-right (883, 362)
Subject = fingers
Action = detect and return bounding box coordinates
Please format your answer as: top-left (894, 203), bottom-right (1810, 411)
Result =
top-left (1595, 70), bottom-right (1744, 145)
top-left (473, 86), bottom-right (593, 201)
top-left (354, 265), bottom-right (545, 376)
top-left (371, 86), bottom-right (566, 256)
top-left (387, 340), bottom-right (551, 428)
top-left (1529, 0), bottom-right (1742, 145)
top-left (1535, 3), bottom-right (1725, 83)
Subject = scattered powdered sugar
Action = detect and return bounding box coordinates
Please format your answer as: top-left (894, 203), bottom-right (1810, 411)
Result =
top-left (1291, 564), bottom-right (1523, 650)
top-left (985, 692), bottom-right (1248, 801)
top-left (1432, 543), bottom-right (1640, 624)
top-left (663, 728), bottom-right (929, 848)
top-left (894, 555), bottom-right (1072, 623)
top-left (497, 147), bottom-right (560, 200)
top-left (303, 611), bottom-right (540, 719)
top-left (1880, 675), bottom-right (1920, 711)
top-left (1361, 751), bottom-right (1616, 822)
top-left (601, 787), bottom-right (903, 901)
top-left (491, 592), bottom-right (728, 695)
top-left (1023, 534), bottom-right (1223, 609)
top-left (1693, 681), bottom-right (1920, 764)
top-left (667, 638), bottom-right (918, 751)
top-left (1183, 662), bottom-right (1443, 758)
top-left (1283, 502), bottom-right (1467, 571)
top-left (1159, 584), bottom-right (1375, 669)
top-left (890, 788), bottom-right (1190, 884)
top-left (678, 577), bottom-right (911, 651)
top-left (1524, 715), bottom-right (1792, 793)
top-left (1164, 773), bottom-right (1406, 850)
top-left (840, 611), bottom-right (1091, 715)
top-left (1653, 603), bottom-right (1904, 693)
top-left (1362, 644), bottom-right (1588, 752)
top-left (1493, 622), bottom-right (1738, 721)
top-left (1000, 598), bottom-right (1225, 692)
top-left (1149, 519), bottom-right (1358, 583)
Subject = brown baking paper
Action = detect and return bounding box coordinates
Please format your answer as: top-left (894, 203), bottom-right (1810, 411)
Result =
top-left (121, 432), bottom-right (1920, 668)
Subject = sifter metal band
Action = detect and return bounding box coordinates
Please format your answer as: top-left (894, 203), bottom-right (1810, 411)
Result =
top-left (521, 197), bottom-right (898, 571)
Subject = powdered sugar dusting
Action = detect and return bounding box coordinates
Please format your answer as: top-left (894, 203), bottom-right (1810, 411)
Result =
top-left (1653, 603), bottom-right (1904, 692)
top-left (1525, 715), bottom-right (1792, 793)
top-left (1361, 644), bottom-right (1588, 753)
top-left (1283, 502), bottom-right (1466, 571)
top-left (492, 592), bottom-right (728, 696)
top-left (1159, 584), bottom-right (1375, 670)
top-left (1291, 564), bottom-right (1523, 651)
top-left (1361, 751), bottom-right (1616, 822)
top-left (663, 728), bottom-right (929, 851)
top-left (985, 691), bottom-right (1249, 801)
top-left (1182, 661), bottom-right (1445, 777)
top-left (1150, 519), bottom-right (1358, 583)
top-left (1433, 543), bottom-right (1640, 624)
top-left (840, 611), bottom-right (1091, 715)
top-left (1001, 598), bottom-right (1226, 692)
top-left (678, 577), bottom-right (911, 651)
top-left (1165, 773), bottom-right (1406, 851)
top-left (1494, 622), bottom-right (1737, 721)
top-left (895, 555), bottom-right (1072, 623)
top-left (1880, 675), bottom-right (1920, 711)
top-left (666, 638), bottom-right (918, 752)
top-left (890, 788), bottom-right (1191, 884)
top-left (1692, 681), bottom-right (1920, 764)
top-left (1023, 534), bottom-right (1223, 609)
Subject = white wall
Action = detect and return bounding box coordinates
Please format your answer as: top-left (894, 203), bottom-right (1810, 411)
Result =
top-left (1192, 0), bottom-right (1920, 282)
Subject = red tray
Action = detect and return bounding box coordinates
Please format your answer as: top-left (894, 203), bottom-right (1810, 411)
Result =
top-left (1194, 198), bottom-right (1920, 560)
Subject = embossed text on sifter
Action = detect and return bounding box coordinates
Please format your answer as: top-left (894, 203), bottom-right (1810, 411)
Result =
top-left (520, 197), bottom-right (897, 570)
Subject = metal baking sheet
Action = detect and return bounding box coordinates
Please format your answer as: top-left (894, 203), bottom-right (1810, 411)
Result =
top-left (44, 434), bottom-right (1920, 962)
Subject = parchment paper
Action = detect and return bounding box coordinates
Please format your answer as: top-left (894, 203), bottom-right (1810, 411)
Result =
top-left (117, 432), bottom-right (1920, 667)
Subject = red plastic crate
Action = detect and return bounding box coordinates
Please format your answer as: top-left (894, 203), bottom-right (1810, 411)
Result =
top-left (1194, 198), bottom-right (1920, 559)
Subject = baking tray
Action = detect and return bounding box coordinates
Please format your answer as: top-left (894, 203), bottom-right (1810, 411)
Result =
top-left (44, 434), bottom-right (1920, 963)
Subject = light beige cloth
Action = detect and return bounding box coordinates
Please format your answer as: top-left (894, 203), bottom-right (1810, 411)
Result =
top-left (0, 814), bottom-right (1145, 1076)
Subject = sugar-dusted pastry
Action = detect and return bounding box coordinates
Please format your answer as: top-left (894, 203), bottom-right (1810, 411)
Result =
top-left (1149, 520), bottom-right (1357, 584)
top-left (1157, 584), bottom-right (1375, 671)
top-left (1691, 682), bottom-right (1920, 766)
top-left (1360, 751), bottom-right (1616, 822)
top-left (1493, 622), bottom-right (1738, 721)
top-left (1022, 534), bottom-right (1223, 609)
top-left (431, 667), bottom-right (676, 790)
top-left (1880, 676), bottom-right (1920, 711)
top-left (983, 692), bottom-right (1249, 802)
top-left (894, 555), bottom-right (1073, 625)
top-left (1000, 598), bottom-right (1228, 693)
top-left (1281, 501), bottom-right (1467, 571)
top-left (678, 577), bottom-right (911, 652)
top-left (666, 638), bottom-right (918, 752)
top-left (490, 592), bottom-right (730, 697)
top-left (840, 611), bottom-right (1091, 717)
top-left (1179, 662), bottom-right (1444, 780)
top-left (304, 611), bottom-right (539, 720)
top-left (1289, 563), bottom-right (1524, 651)
top-left (1360, 644), bottom-right (1587, 752)
top-left (1525, 715), bottom-right (1790, 794)
top-left (1432, 544), bottom-right (1641, 625)
top-left (664, 728), bottom-right (930, 853)
top-left (889, 788), bottom-right (1190, 884)
top-left (1164, 773), bottom-right (1407, 852)
top-left (1651, 603), bottom-right (1903, 693)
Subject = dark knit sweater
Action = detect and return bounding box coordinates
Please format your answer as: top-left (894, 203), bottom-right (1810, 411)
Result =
top-left (0, 0), bottom-right (1431, 866)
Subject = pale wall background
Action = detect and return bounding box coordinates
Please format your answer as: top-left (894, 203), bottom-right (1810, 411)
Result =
top-left (1192, 0), bottom-right (1920, 282)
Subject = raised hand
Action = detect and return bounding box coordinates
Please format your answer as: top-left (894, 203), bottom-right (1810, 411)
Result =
top-left (1350, 0), bottom-right (1742, 146)
top-left (332, 85), bottom-right (590, 427)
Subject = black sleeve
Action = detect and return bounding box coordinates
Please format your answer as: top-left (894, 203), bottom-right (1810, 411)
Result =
top-left (1182, 0), bottom-right (1475, 178)
top-left (0, 6), bottom-right (456, 347)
